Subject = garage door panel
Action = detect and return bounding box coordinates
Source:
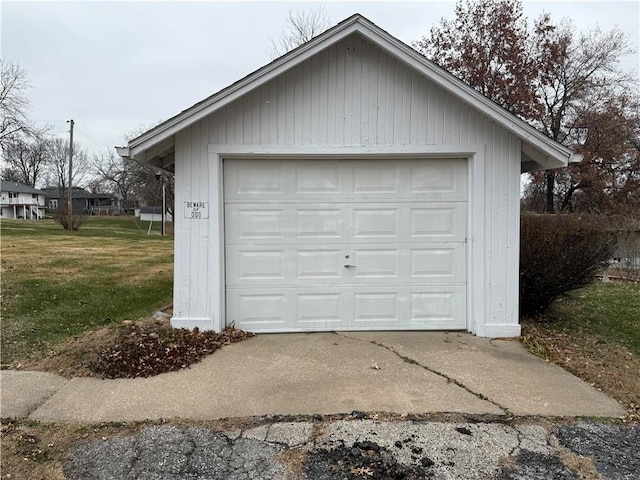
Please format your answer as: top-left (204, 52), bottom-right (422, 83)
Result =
top-left (228, 244), bottom-right (466, 286)
top-left (354, 292), bottom-right (400, 323)
top-left (409, 160), bottom-right (467, 198)
top-left (352, 207), bottom-right (399, 239)
top-left (351, 249), bottom-right (399, 279)
top-left (227, 161), bottom-right (288, 197)
top-left (295, 161), bottom-right (343, 194)
top-left (409, 245), bottom-right (466, 282)
top-left (227, 292), bottom-right (288, 328)
top-left (296, 249), bottom-right (343, 279)
top-left (226, 204), bottom-right (348, 245)
top-left (297, 293), bottom-right (343, 324)
top-left (227, 207), bottom-right (286, 241)
top-left (409, 204), bottom-right (466, 241)
top-left (410, 287), bottom-right (466, 328)
top-left (231, 249), bottom-right (287, 281)
top-left (296, 208), bottom-right (343, 239)
top-left (352, 163), bottom-right (401, 194)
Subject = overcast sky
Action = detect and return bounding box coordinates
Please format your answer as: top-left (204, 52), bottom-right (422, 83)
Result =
top-left (2, 0), bottom-right (639, 161)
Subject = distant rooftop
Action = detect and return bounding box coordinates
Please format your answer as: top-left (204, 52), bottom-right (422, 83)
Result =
top-left (40, 186), bottom-right (115, 199)
top-left (0, 181), bottom-right (44, 195)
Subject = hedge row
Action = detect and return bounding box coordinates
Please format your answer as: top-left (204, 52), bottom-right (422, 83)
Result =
top-left (519, 214), bottom-right (617, 317)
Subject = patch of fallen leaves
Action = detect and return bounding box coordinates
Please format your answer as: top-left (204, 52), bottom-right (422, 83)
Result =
top-left (89, 322), bottom-right (254, 379)
top-left (521, 321), bottom-right (640, 423)
top-left (14, 318), bottom-right (254, 380)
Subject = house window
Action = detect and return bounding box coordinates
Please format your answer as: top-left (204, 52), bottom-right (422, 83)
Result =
top-left (9, 192), bottom-right (18, 199)
top-left (32, 194), bottom-right (38, 199)
top-left (49, 199), bottom-right (58, 209)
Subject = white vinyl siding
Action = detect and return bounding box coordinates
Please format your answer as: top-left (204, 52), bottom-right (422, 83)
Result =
top-left (199, 36), bottom-right (495, 147)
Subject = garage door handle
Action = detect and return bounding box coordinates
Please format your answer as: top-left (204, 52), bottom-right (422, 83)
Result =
top-left (344, 264), bottom-right (356, 269)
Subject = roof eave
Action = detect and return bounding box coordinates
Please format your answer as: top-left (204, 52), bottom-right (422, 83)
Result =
top-left (115, 146), bottom-right (130, 158)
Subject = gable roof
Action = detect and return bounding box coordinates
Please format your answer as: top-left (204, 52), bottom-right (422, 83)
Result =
top-left (1, 181), bottom-right (44, 195)
top-left (40, 187), bottom-right (116, 200)
top-left (117, 14), bottom-right (579, 172)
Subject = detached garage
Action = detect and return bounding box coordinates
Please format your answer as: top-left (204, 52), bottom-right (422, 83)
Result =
top-left (117, 14), bottom-right (578, 338)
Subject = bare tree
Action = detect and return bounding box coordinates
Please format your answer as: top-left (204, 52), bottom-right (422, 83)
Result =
top-left (0, 59), bottom-right (34, 151)
top-left (94, 151), bottom-right (175, 216)
top-left (533, 26), bottom-right (634, 212)
top-left (93, 150), bottom-right (148, 212)
top-left (1, 134), bottom-right (50, 187)
top-left (44, 138), bottom-right (89, 195)
top-left (269, 8), bottom-right (331, 59)
top-left (114, 126), bottom-right (175, 215)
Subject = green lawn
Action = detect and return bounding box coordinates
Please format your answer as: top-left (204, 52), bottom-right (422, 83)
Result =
top-left (1, 217), bottom-right (174, 364)
top-left (545, 282), bottom-right (640, 355)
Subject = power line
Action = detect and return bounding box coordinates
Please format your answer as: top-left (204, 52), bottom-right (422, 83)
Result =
top-left (74, 125), bottom-right (108, 151)
top-left (32, 120), bottom-right (68, 124)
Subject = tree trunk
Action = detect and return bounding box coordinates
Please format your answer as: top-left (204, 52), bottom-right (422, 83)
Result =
top-left (545, 171), bottom-right (555, 213)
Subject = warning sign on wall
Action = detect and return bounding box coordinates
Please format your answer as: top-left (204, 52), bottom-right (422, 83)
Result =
top-left (184, 201), bottom-right (208, 219)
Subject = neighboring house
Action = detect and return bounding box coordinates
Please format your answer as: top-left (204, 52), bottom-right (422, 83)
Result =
top-left (613, 222), bottom-right (640, 271)
top-left (0, 181), bottom-right (46, 220)
top-left (41, 187), bottom-right (120, 215)
top-left (138, 206), bottom-right (173, 222)
top-left (117, 15), bottom-right (580, 337)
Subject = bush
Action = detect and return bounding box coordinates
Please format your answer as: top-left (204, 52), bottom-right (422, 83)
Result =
top-left (519, 214), bottom-right (616, 317)
top-left (52, 205), bottom-right (88, 231)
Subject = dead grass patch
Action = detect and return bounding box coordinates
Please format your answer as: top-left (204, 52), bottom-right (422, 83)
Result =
top-left (121, 262), bottom-right (174, 285)
top-left (275, 449), bottom-right (309, 479)
top-left (15, 324), bottom-right (121, 377)
top-left (522, 322), bottom-right (639, 422)
top-left (555, 445), bottom-right (602, 480)
top-left (0, 420), bottom-right (150, 480)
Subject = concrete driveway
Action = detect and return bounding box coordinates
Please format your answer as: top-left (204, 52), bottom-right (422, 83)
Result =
top-left (1, 331), bottom-right (625, 422)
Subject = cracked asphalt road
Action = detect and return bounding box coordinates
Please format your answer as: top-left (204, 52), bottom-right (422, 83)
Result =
top-left (63, 419), bottom-right (640, 480)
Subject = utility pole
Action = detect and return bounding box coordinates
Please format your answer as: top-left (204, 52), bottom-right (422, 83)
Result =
top-left (67, 119), bottom-right (74, 229)
top-left (161, 177), bottom-right (166, 236)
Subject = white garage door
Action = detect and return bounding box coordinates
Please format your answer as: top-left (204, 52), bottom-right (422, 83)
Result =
top-left (224, 158), bottom-right (467, 332)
